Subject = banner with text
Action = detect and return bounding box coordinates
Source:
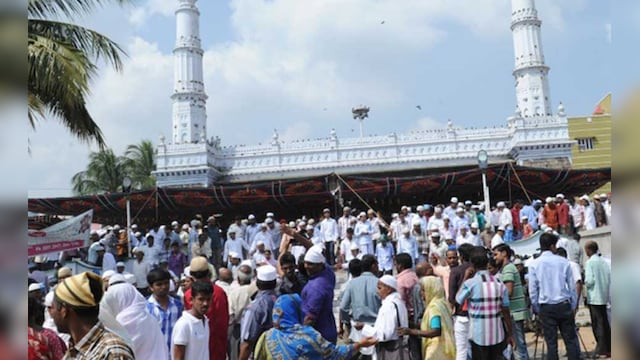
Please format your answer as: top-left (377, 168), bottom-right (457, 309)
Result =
top-left (28, 210), bottom-right (93, 256)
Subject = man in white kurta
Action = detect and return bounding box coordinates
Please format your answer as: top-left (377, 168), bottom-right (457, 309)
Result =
top-left (320, 209), bottom-right (339, 265)
top-left (355, 213), bottom-right (374, 255)
top-left (372, 275), bottom-right (409, 343)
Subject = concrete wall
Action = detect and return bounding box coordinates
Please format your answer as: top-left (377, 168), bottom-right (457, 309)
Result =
top-left (578, 225), bottom-right (611, 256)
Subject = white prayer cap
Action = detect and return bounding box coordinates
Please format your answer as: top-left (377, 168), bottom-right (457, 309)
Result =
top-left (113, 225), bottom-right (121, 230)
top-left (90, 230), bottom-right (98, 235)
top-left (465, 200), bottom-right (473, 205)
top-left (411, 218), bottom-right (422, 226)
top-left (124, 274), bottom-right (136, 285)
top-left (546, 197), bottom-right (554, 203)
top-left (497, 225), bottom-right (505, 231)
top-left (266, 212), bottom-right (275, 218)
top-left (116, 261), bottom-right (125, 267)
top-left (132, 247), bottom-right (143, 254)
top-left (445, 233), bottom-right (454, 240)
top-left (416, 205), bottom-right (424, 211)
top-left (108, 274), bottom-right (126, 286)
top-left (392, 213), bottom-right (399, 219)
top-left (134, 231), bottom-right (142, 237)
top-left (402, 228), bottom-right (410, 234)
top-left (28, 283), bottom-right (43, 292)
top-left (308, 218), bottom-right (316, 225)
top-left (521, 216), bottom-right (528, 221)
top-left (442, 215), bottom-right (450, 220)
top-left (513, 258), bottom-right (523, 265)
top-left (34, 255), bottom-right (47, 264)
top-left (257, 265), bottom-right (277, 281)
top-left (305, 224), bottom-right (314, 231)
top-left (131, 224), bottom-right (138, 229)
top-left (359, 212), bottom-right (366, 217)
top-left (298, 221), bottom-right (306, 227)
top-left (556, 194), bottom-right (565, 199)
top-left (350, 242), bottom-right (360, 250)
top-left (545, 227), bottom-right (554, 233)
top-left (456, 207), bottom-right (465, 213)
top-left (44, 291), bottom-right (54, 307)
top-left (470, 222), bottom-right (479, 228)
top-left (95, 245), bottom-right (105, 251)
top-left (343, 206), bottom-right (351, 211)
top-left (379, 275), bottom-right (397, 290)
top-left (431, 232), bottom-right (441, 238)
top-left (434, 207), bottom-right (442, 213)
top-left (171, 221), bottom-right (179, 227)
top-left (599, 193), bottom-right (608, 199)
top-left (471, 205), bottom-right (479, 210)
top-left (304, 245), bottom-right (325, 263)
top-left (182, 224), bottom-right (189, 230)
top-left (288, 221), bottom-right (296, 227)
top-left (430, 223), bottom-right (439, 231)
top-left (229, 251), bottom-right (241, 259)
top-left (497, 201), bottom-right (506, 207)
top-left (240, 260), bottom-right (254, 269)
top-left (367, 209), bottom-right (375, 214)
top-left (401, 205), bottom-right (408, 211)
top-left (248, 214), bottom-right (256, 220)
top-left (101, 270), bottom-right (115, 280)
top-left (323, 208), bottom-right (331, 213)
top-left (580, 195), bottom-right (590, 201)
top-left (260, 223), bottom-right (268, 228)
top-left (265, 218), bottom-right (274, 224)
top-left (450, 197), bottom-right (459, 203)
top-left (207, 216), bottom-right (215, 222)
top-left (256, 239), bottom-right (265, 246)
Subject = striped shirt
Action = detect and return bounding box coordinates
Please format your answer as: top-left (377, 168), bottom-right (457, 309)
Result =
top-left (456, 270), bottom-right (510, 346)
top-left (497, 263), bottom-right (530, 321)
top-left (146, 295), bottom-right (184, 356)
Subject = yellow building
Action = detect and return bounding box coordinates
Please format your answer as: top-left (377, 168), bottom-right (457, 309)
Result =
top-left (567, 93), bottom-right (611, 193)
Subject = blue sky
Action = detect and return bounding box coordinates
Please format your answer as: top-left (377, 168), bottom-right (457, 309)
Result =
top-left (27, 0), bottom-right (624, 198)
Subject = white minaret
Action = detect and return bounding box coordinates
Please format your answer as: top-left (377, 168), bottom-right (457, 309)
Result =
top-left (510, 0), bottom-right (552, 117)
top-left (172, 0), bottom-right (207, 144)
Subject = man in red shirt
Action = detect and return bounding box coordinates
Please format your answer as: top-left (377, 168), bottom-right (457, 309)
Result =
top-left (184, 256), bottom-right (229, 360)
top-left (510, 200), bottom-right (523, 240)
top-left (556, 194), bottom-right (570, 235)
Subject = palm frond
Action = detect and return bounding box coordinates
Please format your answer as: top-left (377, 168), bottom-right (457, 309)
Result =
top-left (28, 0), bottom-right (131, 20)
top-left (29, 19), bottom-right (126, 70)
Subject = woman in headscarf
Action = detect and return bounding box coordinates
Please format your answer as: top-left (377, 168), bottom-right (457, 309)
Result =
top-left (100, 282), bottom-right (168, 359)
top-left (398, 276), bottom-right (455, 360)
top-left (254, 294), bottom-right (377, 359)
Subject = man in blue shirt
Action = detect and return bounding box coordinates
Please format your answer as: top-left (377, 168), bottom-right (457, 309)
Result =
top-left (528, 233), bottom-right (579, 360)
top-left (302, 245), bottom-right (338, 343)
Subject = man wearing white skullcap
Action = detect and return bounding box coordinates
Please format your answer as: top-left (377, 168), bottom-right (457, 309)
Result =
top-left (238, 264), bottom-right (277, 359)
top-left (355, 212), bottom-right (374, 255)
top-left (444, 197), bottom-right (459, 221)
top-left (319, 208), bottom-right (339, 265)
top-left (494, 201), bottom-right (514, 243)
top-left (338, 207), bottom-right (356, 245)
top-left (369, 274), bottom-right (408, 357)
top-left (301, 245), bottom-right (338, 343)
top-left (244, 215), bottom-right (260, 256)
top-left (223, 228), bottom-right (245, 268)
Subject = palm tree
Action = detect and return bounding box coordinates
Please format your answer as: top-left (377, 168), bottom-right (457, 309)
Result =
top-left (28, 0), bottom-right (129, 148)
top-left (124, 140), bottom-right (156, 190)
top-left (71, 148), bottom-right (127, 195)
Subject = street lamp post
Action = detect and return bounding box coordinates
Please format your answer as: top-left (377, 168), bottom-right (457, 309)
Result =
top-left (122, 176), bottom-right (132, 258)
top-left (477, 150), bottom-right (491, 223)
top-left (352, 105), bottom-right (370, 138)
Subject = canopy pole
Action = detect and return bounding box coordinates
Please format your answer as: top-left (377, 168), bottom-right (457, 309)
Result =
top-left (508, 162), bottom-right (532, 204)
top-left (130, 189), bottom-right (157, 224)
top-left (335, 173), bottom-right (390, 229)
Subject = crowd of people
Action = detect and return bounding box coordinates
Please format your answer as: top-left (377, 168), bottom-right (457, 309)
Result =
top-left (27, 193), bottom-right (611, 359)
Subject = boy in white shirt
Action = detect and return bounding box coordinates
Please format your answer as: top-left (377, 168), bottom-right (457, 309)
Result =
top-left (172, 280), bottom-right (213, 360)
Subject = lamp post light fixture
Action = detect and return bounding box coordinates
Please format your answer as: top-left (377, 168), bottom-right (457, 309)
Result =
top-left (122, 176), bottom-right (133, 257)
top-left (477, 150), bottom-right (491, 223)
top-left (352, 105), bottom-right (369, 138)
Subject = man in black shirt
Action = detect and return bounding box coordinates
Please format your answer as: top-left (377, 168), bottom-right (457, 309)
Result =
top-left (448, 243), bottom-right (474, 360)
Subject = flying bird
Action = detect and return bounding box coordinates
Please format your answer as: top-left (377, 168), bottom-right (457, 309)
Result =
top-left (323, 108), bottom-right (327, 111)
top-left (380, 20), bottom-right (385, 24)
top-left (416, 105), bottom-right (422, 110)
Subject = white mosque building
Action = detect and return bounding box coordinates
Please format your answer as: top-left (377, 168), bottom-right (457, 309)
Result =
top-left (154, 0), bottom-right (574, 187)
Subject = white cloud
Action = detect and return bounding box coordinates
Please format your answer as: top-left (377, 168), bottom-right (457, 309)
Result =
top-left (604, 22), bottom-right (612, 44)
top-left (414, 117), bottom-right (447, 131)
top-left (127, 0), bottom-right (177, 27)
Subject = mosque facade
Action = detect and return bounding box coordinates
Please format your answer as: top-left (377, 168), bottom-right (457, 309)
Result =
top-left (154, 0), bottom-right (574, 187)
